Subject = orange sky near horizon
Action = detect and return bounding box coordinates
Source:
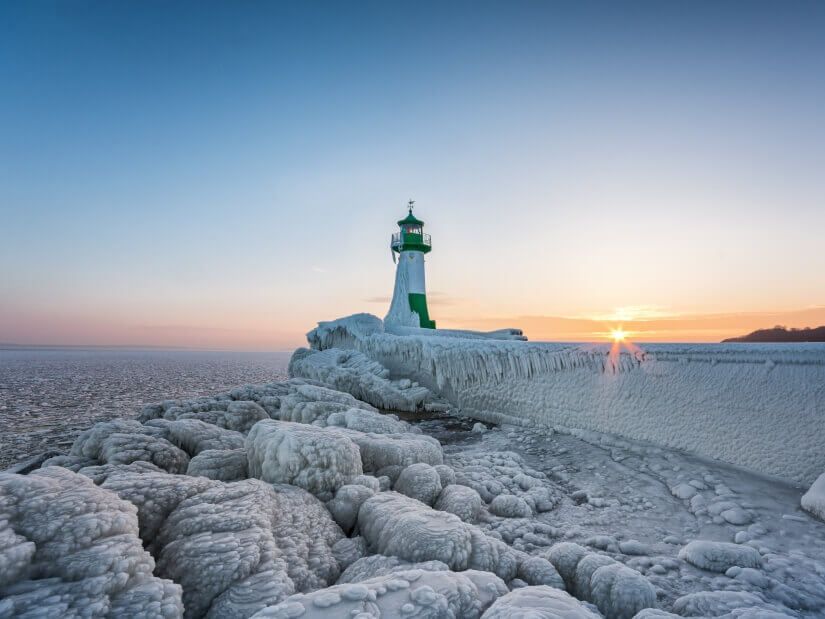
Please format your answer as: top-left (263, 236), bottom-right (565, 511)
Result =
top-left (3, 301), bottom-right (824, 351)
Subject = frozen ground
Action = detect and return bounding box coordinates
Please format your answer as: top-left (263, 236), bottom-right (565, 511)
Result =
top-left (2, 324), bottom-right (825, 618)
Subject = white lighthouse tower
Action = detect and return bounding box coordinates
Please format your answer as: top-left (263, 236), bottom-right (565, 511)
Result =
top-left (385, 200), bottom-right (436, 329)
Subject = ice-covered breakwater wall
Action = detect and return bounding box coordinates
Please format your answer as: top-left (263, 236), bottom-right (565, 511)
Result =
top-left (305, 314), bottom-right (825, 486)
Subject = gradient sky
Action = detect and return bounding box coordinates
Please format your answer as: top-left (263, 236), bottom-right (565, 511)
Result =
top-left (2, 1), bottom-right (825, 349)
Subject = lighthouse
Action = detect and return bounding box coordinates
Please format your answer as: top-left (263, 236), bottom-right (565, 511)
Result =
top-left (385, 200), bottom-right (436, 329)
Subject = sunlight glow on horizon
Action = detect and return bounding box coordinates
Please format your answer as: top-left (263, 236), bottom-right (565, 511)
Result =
top-left (2, 3), bottom-right (824, 349)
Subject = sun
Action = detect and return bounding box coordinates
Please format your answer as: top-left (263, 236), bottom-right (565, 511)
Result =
top-left (611, 328), bottom-right (627, 342)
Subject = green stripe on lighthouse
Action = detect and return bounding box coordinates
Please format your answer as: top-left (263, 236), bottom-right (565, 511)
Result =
top-left (409, 293), bottom-right (436, 329)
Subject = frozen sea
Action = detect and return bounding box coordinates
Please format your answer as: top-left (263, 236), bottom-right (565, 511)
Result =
top-left (0, 348), bottom-right (292, 469)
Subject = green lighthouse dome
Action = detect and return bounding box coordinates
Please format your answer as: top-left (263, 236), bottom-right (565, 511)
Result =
top-left (391, 200), bottom-right (432, 254)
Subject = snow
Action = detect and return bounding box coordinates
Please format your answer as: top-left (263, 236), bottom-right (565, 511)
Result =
top-left (301, 313), bottom-right (825, 486)
top-left (801, 472), bottom-right (825, 521)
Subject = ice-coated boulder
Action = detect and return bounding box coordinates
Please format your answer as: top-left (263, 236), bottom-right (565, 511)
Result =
top-left (246, 420), bottom-right (362, 497)
top-left (0, 467), bottom-right (183, 617)
top-left (451, 450), bottom-right (557, 509)
top-left (331, 536), bottom-right (367, 571)
top-left (83, 467), bottom-right (345, 618)
top-left (678, 540), bottom-right (762, 573)
top-left (350, 474), bottom-right (381, 492)
top-left (573, 553), bottom-right (616, 599)
top-left (542, 542), bottom-right (656, 617)
top-left (394, 463), bottom-right (443, 505)
top-left (145, 418), bottom-right (245, 455)
top-left (517, 556), bottom-right (565, 589)
top-left (481, 585), bottom-right (601, 618)
top-left (157, 400), bottom-right (269, 433)
top-left (435, 484), bottom-right (483, 522)
top-left (544, 542), bottom-right (590, 590)
top-left (801, 471), bottom-right (825, 521)
top-left (434, 464), bottom-right (457, 487)
top-left (589, 563), bottom-right (657, 619)
top-left (252, 568), bottom-right (507, 619)
top-left (672, 590), bottom-right (793, 617)
top-left (334, 428), bottom-right (443, 471)
top-left (187, 448), bottom-right (248, 481)
top-left (66, 419), bottom-right (189, 473)
top-left (326, 407), bottom-right (412, 434)
top-left (274, 383), bottom-right (377, 426)
top-left (288, 345), bottom-right (433, 412)
top-left (358, 492), bottom-right (473, 570)
top-left (490, 494), bottom-right (533, 518)
top-left (326, 483), bottom-right (375, 533)
top-left (337, 554), bottom-right (450, 584)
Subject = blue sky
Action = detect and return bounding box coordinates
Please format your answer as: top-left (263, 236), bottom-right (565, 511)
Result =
top-left (2, 1), bottom-right (825, 348)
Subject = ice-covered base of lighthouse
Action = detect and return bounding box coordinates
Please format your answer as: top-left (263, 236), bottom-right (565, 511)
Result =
top-left (4, 313), bottom-right (825, 619)
top-left (385, 250), bottom-right (436, 329)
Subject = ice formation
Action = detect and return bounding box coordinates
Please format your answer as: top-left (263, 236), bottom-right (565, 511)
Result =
top-left (801, 472), bottom-right (825, 521)
top-left (301, 313), bottom-right (825, 485)
top-left (246, 420), bottom-right (363, 497)
top-left (251, 568), bottom-right (508, 618)
top-left (0, 466), bottom-right (183, 618)
top-left (481, 585), bottom-right (600, 618)
top-left (4, 316), bottom-right (825, 619)
top-left (678, 540), bottom-right (762, 573)
top-left (393, 462), bottom-right (443, 505)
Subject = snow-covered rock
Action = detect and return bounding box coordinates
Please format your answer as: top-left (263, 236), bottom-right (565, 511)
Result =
top-left (326, 483), bottom-right (375, 533)
top-left (333, 428), bottom-right (443, 471)
top-left (481, 585), bottom-right (601, 618)
top-left (589, 563), bottom-right (657, 619)
top-left (434, 484), bottom-right (483, 522)
top-left (88, 466), bottom-right (344, 618)
top-left (187, 448), bottom-right (248, 481)
top-left (490, 494), bottom-right (533, 518)
top-left (434, 464), bottom-right (456, 487)
top-left (394, 463), bottom-right (442, 505)
top-left (246, 420), bottom-right (362, 497)
top-left (357, 491), bottom-right (521, 580)
top-left (252, 568), bottom-right (507, 619)
top-left (336, 555), bottom-right (449, 584)
top-left (145, 418), bottom-right (245, 455)
top-left (542, 542), bottom-right (656, 617)
top-left (516, 556), bottom-right (565, 589)
top-left (678, 540), bottom-right (762, 573)
top-left (0, 467), bottom-right (183, 618)
top-left (330, 536), bottom-right (367, 571)
top-left (358, 492), bottom-right (473, 570)
top-left (672, 590), bottom-right (793, 617)
top-left (544, 542), bottom-right (590, 591)
top-left (289, 346), bottom-right (432, 412)
top-left (801, 471), bottom-right (825, 521)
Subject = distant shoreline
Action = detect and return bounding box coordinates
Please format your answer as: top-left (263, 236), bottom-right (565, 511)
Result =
top-left (723, 326), bottom-right (825, 343)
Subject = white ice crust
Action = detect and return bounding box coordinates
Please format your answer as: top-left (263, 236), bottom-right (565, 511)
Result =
top-left (252, 568), bottom-right (507, 619)
top-left (302, 313), bottom-right (825, 485)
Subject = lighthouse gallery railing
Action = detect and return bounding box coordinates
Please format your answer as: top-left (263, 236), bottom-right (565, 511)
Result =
top-left (391, 232), bottom-right (431, 249)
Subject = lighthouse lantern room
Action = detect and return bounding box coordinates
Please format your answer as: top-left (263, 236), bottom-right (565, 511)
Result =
top-left (385, 200), bottom-right (436, 329)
